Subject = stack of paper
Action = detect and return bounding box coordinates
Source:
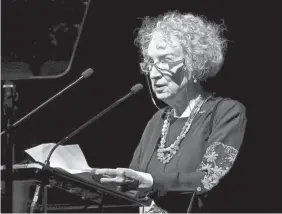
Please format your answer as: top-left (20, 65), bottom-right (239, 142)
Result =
top-left (24, 143), bottom-right (92, 174)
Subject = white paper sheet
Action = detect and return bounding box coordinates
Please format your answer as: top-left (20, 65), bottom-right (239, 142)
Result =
top-left (24, 143), bottom-right (92, 174)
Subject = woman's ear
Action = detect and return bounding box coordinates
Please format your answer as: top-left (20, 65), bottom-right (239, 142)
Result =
top-left (183, 56), bottom-right (193, 80)
top-left (183, 65), bottom-right (193, 82)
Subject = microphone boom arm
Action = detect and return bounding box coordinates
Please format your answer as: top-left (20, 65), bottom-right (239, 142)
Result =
top-left (1, 69), bottom-right (94, 136)
top-left (45, 87), bottom-right (140, 166)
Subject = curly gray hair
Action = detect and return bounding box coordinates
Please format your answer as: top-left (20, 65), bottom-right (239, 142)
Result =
top-left (134, 11), bottom-right (228, 81)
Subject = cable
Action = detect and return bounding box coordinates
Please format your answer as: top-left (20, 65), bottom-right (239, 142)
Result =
top-left (145, 75), bottom-right (168, 114)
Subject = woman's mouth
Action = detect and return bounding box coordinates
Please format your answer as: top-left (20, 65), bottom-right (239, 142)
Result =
top-left (154, 85), bottom-right (166, 91)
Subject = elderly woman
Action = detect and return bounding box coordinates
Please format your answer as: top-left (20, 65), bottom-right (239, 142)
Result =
top-left (92, 11), bottom-right (247, 213)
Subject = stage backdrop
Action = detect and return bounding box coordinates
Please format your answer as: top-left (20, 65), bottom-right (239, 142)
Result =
top-left (1, 1), bottom-right (281, 212)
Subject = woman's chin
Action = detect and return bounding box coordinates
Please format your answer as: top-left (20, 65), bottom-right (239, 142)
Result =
top-left (155, 92), bottom-right (171, 100)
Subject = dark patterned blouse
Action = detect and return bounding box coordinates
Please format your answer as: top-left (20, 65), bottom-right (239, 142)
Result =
top-left (129, 96), bottom-right (247, 213)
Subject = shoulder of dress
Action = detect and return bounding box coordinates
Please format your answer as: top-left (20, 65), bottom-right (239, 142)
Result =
top-left (206, 96), bottom-right (246, 115)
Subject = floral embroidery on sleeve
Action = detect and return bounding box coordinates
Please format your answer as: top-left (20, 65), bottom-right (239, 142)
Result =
top-left (197, 142), bottom-right (238, 190)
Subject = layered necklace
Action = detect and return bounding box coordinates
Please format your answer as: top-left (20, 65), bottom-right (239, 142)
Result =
top-left (157, 94), bottom-right (209, 164)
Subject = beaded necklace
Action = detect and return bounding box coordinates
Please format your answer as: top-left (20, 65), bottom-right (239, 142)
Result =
top-left (157, 94), bottom-right (208, 164)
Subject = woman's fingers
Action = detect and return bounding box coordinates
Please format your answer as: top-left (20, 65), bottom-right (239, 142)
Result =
top-left (93, 168), bottom-right (121, 177)
top-left (100, 176), bottom-right (125, 184)
top-left (91, 168), bottom-right (152, 188)
top-left (92, 168), bottom-right (141, 185)
top-left (117, 168), bottom-right (140, 180)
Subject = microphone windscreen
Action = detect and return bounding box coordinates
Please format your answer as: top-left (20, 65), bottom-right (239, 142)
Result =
top-left (131, 83), bottom-right (143, 94)
top-left (82, 68), bottom-right (94, 79)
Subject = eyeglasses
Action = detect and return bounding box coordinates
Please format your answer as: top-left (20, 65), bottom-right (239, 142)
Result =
top-left (139, 58), bottom-right (185, 75)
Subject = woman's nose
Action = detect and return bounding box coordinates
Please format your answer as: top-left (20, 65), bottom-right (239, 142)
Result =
top-left (149, 66), bottom-right (162, 79)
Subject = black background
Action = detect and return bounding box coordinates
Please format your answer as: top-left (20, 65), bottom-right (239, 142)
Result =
top-left (1, 1), bottom-right (281, 212)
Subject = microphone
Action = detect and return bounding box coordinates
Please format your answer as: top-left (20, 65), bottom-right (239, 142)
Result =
top-left (29, 84), bottom-right (143, 213)
top-left (45, 83), bottom-right (143, 166)
top-left (24, 68), bottom-right (95, 213)
top-left (81, 68), bottom-right (94, 79)
top-left (1, 68), bottom-right (95, 136)
top-left (131, 83), bottom-right (143, 94)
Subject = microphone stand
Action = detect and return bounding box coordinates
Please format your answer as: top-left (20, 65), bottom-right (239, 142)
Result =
top-left (1, 69), bottom-right (94, 213)
top-left (1, 73), bottom-right (90, 137)
top-left (2, 81), bottom-right (18, 213)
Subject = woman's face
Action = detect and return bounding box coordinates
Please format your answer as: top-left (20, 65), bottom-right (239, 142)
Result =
top-left (147, 31), bottom-right (190, 101)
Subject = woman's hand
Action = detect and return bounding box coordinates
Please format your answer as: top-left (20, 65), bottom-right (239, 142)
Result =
top-left (91, 168), bottom-right (153, 189)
